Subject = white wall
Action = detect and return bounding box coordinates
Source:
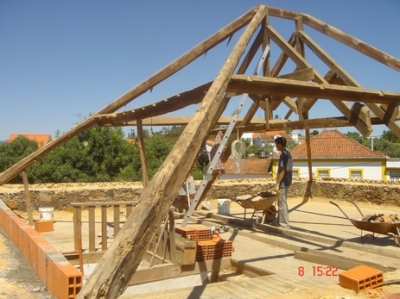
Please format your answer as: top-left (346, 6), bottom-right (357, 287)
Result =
top-left (293, 160), bottom-right (383, 180)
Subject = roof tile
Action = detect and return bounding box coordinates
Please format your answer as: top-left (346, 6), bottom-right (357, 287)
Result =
top-left (290, 130), bottom-right (385, 159)
top-left (8, 133), bottom-right (52, 148)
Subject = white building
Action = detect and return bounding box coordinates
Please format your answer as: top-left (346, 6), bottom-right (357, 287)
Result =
top-left (271, 130), bottom-right (386, 181)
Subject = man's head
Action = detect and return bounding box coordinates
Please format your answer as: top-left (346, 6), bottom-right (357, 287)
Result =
top-left (274, 136), bottom-right (287, 151)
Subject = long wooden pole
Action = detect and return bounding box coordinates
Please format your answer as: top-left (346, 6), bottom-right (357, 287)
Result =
top-left (0, 6), bottom-right (259, 186)
top-left (136, 119), bottom-right (149, 188)
top-left (301, 14), bottom-right (400, 72)
top-left (21, 171), bottom-right (34, 226)
top-left (76, 6), bottom-right (267, 298)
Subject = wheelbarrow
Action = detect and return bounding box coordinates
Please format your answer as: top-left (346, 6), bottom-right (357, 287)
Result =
top-left (235, 194), bottom-right (277, 224)
top-left (330, 200), bottom-right (400, 246)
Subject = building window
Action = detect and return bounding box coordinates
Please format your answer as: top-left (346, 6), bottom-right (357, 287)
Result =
top-left (349, 169), bottom-right (363, 180)
top-left (292, 170), bottom-right (299, 178)
top-left (317, 169), bottom-right (330, 178)
top-left (351, 171), bottom-right (362, 180)
top-left (390, 171), bottom-right (400, 181)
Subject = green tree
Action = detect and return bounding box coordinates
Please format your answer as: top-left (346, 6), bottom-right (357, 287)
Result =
top-left (382, 130), bottom-right (400, 143)
top-left (0, 136), bottom-right (38, 183)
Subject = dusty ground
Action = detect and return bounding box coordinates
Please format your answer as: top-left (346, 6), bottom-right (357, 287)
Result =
top-left (0, 227), bottom-right (50, 299)
top-left (3, 180), bottom-right (400, 299)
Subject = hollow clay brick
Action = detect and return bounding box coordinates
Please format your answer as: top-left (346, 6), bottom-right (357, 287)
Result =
top-left (339, 264), bottom-right (383, 292)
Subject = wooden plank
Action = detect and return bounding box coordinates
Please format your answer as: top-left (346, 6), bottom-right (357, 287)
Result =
top-left (108, 115), bottom-right (267, 127)
top-left (126, 204), bottom-right (133, 217)
top-left (95, 82), bottom-right (212, 125)
top-left (227, 74), bottom-right (400, 104)
top-left (238, 281), bottom-right (275, 297)
top-left (266, 25), bottom-right (325, 83)
top-left (101, 206), bottom-right (107, 251)
top-left (299, 30), bottom-right (400, 138)
top-left (73, 206), bottom-right (82, 251)
top-left (301, 13), bottom-right (400, 71)
top-left (267, 6), bottom-right (301, 21)
top-left (88, 206), bottom-right (96, 252)
top-left (217, 283), bottom-right (251, 298)
top-left (71, 201), bottom-right (138, 207)
top-left (270, 33), bottom-right (296, 77)
top-left (225, 281), bottom-right (268, 298)
top-left (113, 205), bottom-right (120, 236)
top-left (248, 276), bottom-right (295, 293)
top-left (241, 278), bottom-right (280, 295)
top-left (381, 103), bottom-right (399, 121)
top-left (137, 119), bottom-right (149, 188)
top-left (21, 171), bottom-right (33, 226)
top-left (278, 67), bottom-right (314, 81)
top-left (265, 273), bottom-right (316, 288)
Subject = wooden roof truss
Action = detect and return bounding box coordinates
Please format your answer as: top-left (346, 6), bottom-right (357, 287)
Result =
top-left (0, 5), bottom-right (399, 298)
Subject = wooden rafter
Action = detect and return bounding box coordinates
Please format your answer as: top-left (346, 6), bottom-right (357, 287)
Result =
top-left (210, 113), bottom-right (400, 134)
top-left (227, 75), bottom-right (400, 104)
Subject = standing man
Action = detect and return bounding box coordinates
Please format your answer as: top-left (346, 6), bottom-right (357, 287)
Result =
top-left (274, 136), bottom-right (293, 229)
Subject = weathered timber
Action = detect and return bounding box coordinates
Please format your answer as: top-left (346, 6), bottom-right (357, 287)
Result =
top-left (295, 17), bottom-right (313, 182)
top-left (21, 171), bottom-right (33, 226)
top-left (300, 29), bottom-right (400, 138)
top-left (267, 24), bottom-right (372, 136)
top-left (277, 67), bottom-right (314, 81)
top-left (95, 82), bottom-right (212, 126)
top-left (267, 6), bottom-right (301, 20)
top-left (381, 103), bottom-right (399, 121)
top-left (109, 115), bottom-right (267, 127)
top-left (270, 33), bottom-right (296, 77)
top-left (301, 13), bottom-right (400, 71)
top-left (209, 115), bottom-right (399, 134)
top-left (136, 119), bottom-right (149, 188)
top-left (227, 75), bottom-right (400, 104)
top-left (76, 6), bottom-right (268, 298)
top-left (298, 30), bottom-right (372, 136)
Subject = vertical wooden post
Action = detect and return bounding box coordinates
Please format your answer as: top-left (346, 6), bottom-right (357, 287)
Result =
top-left (88, 206), bottom-right (95, 252)
top-left (296, 17), bottom-right (313, 182)
top-left (21, 171), bottom-right (33, 225)
top-left (101, 205), bottom-right (107, 251)
top-left (262, 15), bottom-right (271, 130)
top-left (137, 119), bottom-right (149, 187)
top-left (73, 206), bottom-right (82, 251)
top-left (126, 204), bottom-right (133, 217)
top-left (113, 205), bottom-right (120, 236)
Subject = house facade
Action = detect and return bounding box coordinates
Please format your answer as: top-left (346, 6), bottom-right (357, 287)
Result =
top-left (271, 130), bottom-right (386, 181)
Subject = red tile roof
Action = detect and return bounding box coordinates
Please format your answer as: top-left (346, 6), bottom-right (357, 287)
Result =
top-left (290, 130), bottom-right (385, 159)
top-left (8, 133), bottom-right (52, 148)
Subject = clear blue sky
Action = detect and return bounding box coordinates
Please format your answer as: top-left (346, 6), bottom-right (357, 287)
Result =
top-left (1, 0), bottom-right (399, 142)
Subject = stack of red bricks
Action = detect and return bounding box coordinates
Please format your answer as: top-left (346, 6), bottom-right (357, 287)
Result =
top-left (175, 224), bottom-right (234, 262)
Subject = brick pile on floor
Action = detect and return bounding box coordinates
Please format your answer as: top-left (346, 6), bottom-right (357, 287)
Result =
top-left (175, 224), bottom-right (234, 261)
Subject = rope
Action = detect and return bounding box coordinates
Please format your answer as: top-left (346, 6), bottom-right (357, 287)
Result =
top-left (230, 140), bottom-right (246, 174)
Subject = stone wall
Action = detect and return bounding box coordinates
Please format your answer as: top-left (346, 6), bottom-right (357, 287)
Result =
top-left (1, 178), bottom-right (400, 211)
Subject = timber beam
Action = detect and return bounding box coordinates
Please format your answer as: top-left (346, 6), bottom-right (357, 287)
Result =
top-left (227, 75), bottom-right (400, 105)
top-left (209, 114), bottom-right (400, 134)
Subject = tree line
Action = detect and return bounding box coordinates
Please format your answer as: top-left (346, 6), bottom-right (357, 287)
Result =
top-left (0, 125), bottom-right (204, 184)
top-left (2, 126), bottom-right (400, 184)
